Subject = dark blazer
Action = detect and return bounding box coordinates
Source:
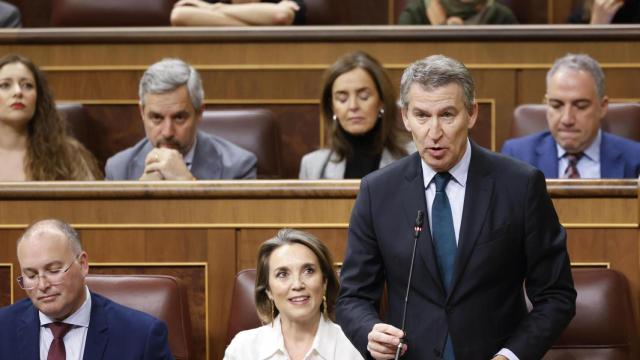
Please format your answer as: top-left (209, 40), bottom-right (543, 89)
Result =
top-left (336, 142), bottom-right (576, 360)
top-left (501, 131), bottom-right (640, 178)
top-left (0, 292), bottom-right (174, 360)
top-left (105, 130), bottom-right (257, 180)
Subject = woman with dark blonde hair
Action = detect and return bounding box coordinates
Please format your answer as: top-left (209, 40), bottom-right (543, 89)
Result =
top-left (224, 228), bottom-right (363, 359)
top-left (0, 54), bottom-right (101, 181)
top-left (299, 51), bottom-right (414, 179)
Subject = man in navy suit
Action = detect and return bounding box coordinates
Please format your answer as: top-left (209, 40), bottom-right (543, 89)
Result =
top-left (502, 53), bottom-right (640, 178)
top-left (0, 219), bottom-right (173, 359)
top-left (336, 55), bottom-right (576, 360)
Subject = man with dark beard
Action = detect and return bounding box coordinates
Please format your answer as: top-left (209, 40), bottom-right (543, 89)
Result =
top-left (105, 58), bottom-right (256, 180)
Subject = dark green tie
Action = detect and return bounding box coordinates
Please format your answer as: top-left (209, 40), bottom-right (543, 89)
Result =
top-left (432, 172), bottom-right (456, 359)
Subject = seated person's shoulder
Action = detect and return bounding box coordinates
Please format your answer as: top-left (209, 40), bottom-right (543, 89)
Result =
top-left (104, 139), bottom-right (149, 179)
top-left (490, 2), bottom-right (519, 24)
top-left (299, 148), bottom-right (332, 179)
top-left (201, 132), bottom-right (257, 178)
top-left (301, 148), bottom-right (331, 164)
top-left (604, 132), bottom-right (640, 158)
top-left (225, 324), bottom-right (272, 355)
top-left (398, 0), bottom-right (428, 25)
top-left (501, 131), bottom-right (552, 154)
top-left (0, 297), bottom-right (32, 319)
top-left (95, 292), bottom-right (165, 329)
top-left (606, 131), bottom-right (640, 147)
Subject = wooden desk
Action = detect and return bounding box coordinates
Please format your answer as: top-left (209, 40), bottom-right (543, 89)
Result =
top-left (0, 179), bottom-right (637, 358)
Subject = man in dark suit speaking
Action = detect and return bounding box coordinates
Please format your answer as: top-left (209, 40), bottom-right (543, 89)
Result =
top-left (0, 219), bottom-right (173, 359)
top-left (336, 55), bottom-right (576, 360)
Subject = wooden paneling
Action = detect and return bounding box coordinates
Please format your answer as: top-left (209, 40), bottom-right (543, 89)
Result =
top-left (0, 180), bottom-right (638, 359)
top-left (237, 228), bottom-right (349, 271)
top-left (0, 264), bottom-right (12, 307)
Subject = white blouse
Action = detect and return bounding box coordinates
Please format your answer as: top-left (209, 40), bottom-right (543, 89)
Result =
top-left (224, 315), bottom-right (363, 360)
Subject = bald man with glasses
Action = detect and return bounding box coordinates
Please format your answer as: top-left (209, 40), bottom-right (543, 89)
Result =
top-left (0, 219), bottom-right (174, 360)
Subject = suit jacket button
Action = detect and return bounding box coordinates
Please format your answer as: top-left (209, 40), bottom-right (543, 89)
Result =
top-left (446, 305), bottom-right (454, 314)
top-left (433, 348), bottom-right (441, 357)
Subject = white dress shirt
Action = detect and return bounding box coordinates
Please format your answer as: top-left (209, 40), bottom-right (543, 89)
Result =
top-left (556, 130), bottom-right (601, 178)
top-left (39, 286), bottom-right (91, 360)
top-left (224, 315), bottom-right (363, 360)
top-left (420, 139), bottom-right (519, 360)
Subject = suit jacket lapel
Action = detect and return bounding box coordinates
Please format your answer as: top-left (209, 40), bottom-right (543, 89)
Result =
top-left (17, 304), bottom-right (40, 360)
top-left (600, 133), bottom-right (624, 178)
top-left (324, 151), bottom-right (346, 179)
top-left (449, 143), bottom-right (494, 297)
top-left (401, 153), bottom-right (443, 292)
top-left (191, 131), bottom-right (223, 179)
top-left (83, 293), bottom-right (108, 360)
top-left (130, 140), bottom-right (153, 180)
top-left (536, 134), bottom-right (559, 178)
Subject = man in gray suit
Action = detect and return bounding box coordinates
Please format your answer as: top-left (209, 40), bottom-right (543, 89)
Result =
top-left (105, 58), bottom-right (257, 180)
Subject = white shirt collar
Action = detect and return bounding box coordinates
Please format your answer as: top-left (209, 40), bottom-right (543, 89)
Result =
top-left (556, 129), bottom-right (601, 162)
top-left (258, 315), bottom-right (334, 360)
top-left (39, 286), bottom-right (91, 328)
top-left (421, 138), bottom-right (472, 189)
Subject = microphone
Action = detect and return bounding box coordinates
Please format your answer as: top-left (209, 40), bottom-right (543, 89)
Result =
top-left (395, 210), bottom-right (425, 360)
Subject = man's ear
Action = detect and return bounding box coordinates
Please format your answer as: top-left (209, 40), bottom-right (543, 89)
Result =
top-left (467, 101), bottom-right (478, 129)
top-left (599, 95), bottom-right (609, 120)
top-left (139, 102), bottom-right (145, 120)
top-left (401, 107), bottom-right (412, 132)
top-left (79, 251), bottom-right (89, 277)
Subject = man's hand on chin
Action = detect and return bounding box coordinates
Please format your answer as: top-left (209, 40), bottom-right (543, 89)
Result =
top-left (140, 148), bottom-right (196, 181)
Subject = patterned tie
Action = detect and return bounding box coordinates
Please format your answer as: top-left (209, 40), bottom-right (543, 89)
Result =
top-left (564, 153), bottom-right (583, 179)
top-left (431, 172), bottom-right (457, 360)
top-left (47, 322), bottom-right (73, 360)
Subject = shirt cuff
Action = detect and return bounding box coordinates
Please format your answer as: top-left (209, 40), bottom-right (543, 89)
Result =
top-left (497, 348), bottom-right (520, 360)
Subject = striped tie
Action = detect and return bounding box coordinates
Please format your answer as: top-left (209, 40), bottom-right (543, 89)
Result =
top-left (564, 153), bottom-right (583, 179)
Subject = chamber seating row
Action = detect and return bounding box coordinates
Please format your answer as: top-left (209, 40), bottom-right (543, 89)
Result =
top-left (58, 102), bottom-right (640, 179)
top-left (20, 0), bottom-right (582, 27)
top-left (59, 104), bottom-right (283, 179)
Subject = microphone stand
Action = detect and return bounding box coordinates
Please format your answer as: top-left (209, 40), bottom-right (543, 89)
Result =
top-left (395, 210), bottom-right (424, 360)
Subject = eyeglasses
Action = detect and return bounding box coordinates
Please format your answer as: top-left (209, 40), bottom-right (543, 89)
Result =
top-left (17, 253), bottom-right (81, 290)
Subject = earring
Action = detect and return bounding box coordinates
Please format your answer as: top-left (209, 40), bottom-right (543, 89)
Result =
top-left (332, 114), bottom-right (337, 122)
top-left (322, 295), bottom-right (328, 319)
top-left (378, 108), bottom-right (385, 118)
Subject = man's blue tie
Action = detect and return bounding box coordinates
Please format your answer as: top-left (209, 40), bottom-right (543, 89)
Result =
top-left (432, 172), bottom-right (456, 359)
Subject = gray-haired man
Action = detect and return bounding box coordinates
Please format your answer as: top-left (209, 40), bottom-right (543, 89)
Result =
top-left (105, 58), bottom-right (256, 180)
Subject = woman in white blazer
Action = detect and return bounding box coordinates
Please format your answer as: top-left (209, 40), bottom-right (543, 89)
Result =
top-left (299, 51), bottom-right (413, 179)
